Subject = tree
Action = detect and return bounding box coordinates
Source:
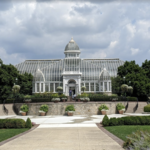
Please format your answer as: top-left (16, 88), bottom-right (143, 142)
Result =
top-left (0, 58), bottom-right (33, 101)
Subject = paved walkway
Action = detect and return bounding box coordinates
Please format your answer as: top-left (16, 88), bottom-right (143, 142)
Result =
top-left (0, 115), bottom-right (126, 150)
top-left (1, 114), bottom-right (149, 150)
top-left (0, 127), bottom-right (124, 150)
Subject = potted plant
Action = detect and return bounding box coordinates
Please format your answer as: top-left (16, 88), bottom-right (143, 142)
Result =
top-left (39, 104), bottom-right (49, 116)
top-left (116, 103), bottom-right (125, 114)
top-left (20, 104), bottom-right (29, 116)
top-left (76, 95), bottom-right (81, 102)
top-left (98, 104), bottom-right (109, 115)
top-left (82, 97), bottom-right (90, 102)
top-left (24, 95), bottom-right (32, 103)
top-left (65, 105), bottom-right (75, 116)
top-left (51, 93), bottom-right (60, 103)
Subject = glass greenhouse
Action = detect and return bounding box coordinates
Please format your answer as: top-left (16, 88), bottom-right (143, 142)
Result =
top-left (15, 38), bottom-right (124, 96)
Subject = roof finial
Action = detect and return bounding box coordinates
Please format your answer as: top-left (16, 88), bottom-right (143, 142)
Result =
top-left (70, 37), bottom-right (74, 42)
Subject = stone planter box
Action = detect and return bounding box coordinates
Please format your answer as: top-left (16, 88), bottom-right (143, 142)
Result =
top-left (101, 110), bottom-right (107, 115)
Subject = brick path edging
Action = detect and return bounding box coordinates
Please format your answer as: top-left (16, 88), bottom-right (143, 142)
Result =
top-left (0, 124), bottom-right (39, 146)
top-left (96, 123), bottom-right (124, 147)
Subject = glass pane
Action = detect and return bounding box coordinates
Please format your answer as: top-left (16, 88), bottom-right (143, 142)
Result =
top-left (50, 83), bottom-right (53, 92)
top-left (100, 82), bottom-right (103, 91)
top-left (41, 83), bottom-right (43, 92)
top-left (90, 83), bottom-right (94, 91)
top-left (96, 83), bottom-right (99, 91)
top-left (37, 83), bottom-right (39, 92)
top-left (45, 83), bottom-right (49, 92)
top-left (85, 83), bottom-right (89, 91)
top-left (55, 83), bottom-right (59, 92)
top-left (104, 82), bottom-right (107, 92)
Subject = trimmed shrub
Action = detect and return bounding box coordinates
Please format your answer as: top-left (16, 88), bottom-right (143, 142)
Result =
top-left (99, 104), bottom-right (109, 111)
top-left (127, 97), bottom-right (137, 101)
top-left (20, 104), bottom-right (29, 112)
top-left (144, 104), bottom-right (150, 112)
top-left (0, 119), bottom-right (26, 128)
top-left (102, 115), bottom-right (110, 126)
top-left (109, 118), bottom-right (118, 126)
top-left (123, 130), bottom-right (150, 149)
top-left (25, 118), bottom-right (32, 128)
top-left (116, 103), bottom-right (125, 111)
top-left (40, 104), bottom-right (49, 112)
top-left (65, 105), bottom-right (75, 111)
top-left (117, 117), bottom-right (124, 125)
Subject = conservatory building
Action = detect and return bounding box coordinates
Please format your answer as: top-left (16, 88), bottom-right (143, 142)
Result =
top-left (15, 38), bottom-right (124, 96)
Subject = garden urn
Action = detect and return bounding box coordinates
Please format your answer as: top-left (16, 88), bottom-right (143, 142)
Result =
top-left (67, 111), bottom-right (74, 116)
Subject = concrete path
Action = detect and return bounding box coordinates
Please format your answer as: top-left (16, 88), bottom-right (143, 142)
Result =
top-left (1, 114), bottom-right (149, 150)
top-left (0, 127), bottom-right (124, 150)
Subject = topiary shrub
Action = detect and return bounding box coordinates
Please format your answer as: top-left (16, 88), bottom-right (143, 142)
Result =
top-left (102, 115), bottom-right (110, 126)
top-left (109, 118), bottom-right (118, 126)
top-left (123, 130), bottom-right (150, 149)
top-left (144, 104), bottom-right (150, 112)
top-left (25, 118), bottom-right (32, 128)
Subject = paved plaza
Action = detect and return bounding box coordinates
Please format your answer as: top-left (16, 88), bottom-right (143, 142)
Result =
top-left (0, 114), bottom-right (150, 150)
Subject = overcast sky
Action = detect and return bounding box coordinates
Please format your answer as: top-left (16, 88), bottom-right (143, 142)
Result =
top-left (0, 0), bottom-right (150, 66)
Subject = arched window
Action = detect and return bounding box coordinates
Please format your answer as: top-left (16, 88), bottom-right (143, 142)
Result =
top-left (68, 79), bottom-right (76, 84)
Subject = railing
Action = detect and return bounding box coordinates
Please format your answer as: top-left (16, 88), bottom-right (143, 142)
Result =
top-left (125, 97), bottom-right (128, 113)
top-left (13, 96), bottom-right (19, 115)
top-left (133, 97), bottom-right (138, 113)
top-left (3, 99), bottom-right (8, 115)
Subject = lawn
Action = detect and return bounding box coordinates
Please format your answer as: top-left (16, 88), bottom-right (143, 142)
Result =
top-left (0, 129), bottom-right (29, 142)
top-left (104, 125), bottom-right (150, 141)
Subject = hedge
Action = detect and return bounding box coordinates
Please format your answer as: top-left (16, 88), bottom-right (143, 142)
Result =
top-left (144, 104), bottom-right (150, 112)
top-left (102, 115), bottom-right (150, 126)
top-left (127, 97), bottom-right (137, 101)
top-left (0, 119), bottom-right (26, 128)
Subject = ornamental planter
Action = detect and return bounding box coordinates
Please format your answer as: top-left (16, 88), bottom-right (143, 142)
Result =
top-left (40, 112), bottom-right (46, 116)
top-left (67, 111), bottom-right (74, 116)
top-left (54, 100), bottom-right (59, 103)
top-left (83, 100), bottom-right (88, 102)
top-left (21, 112), bottom-right (26, 116)
top-left (51, 98), bottom-right (60, 103)
top-left (78, 99), bottom-right (80, 102)
top-left (118, 110), bottom-right (125, 114)
top-left (101, 110), bottom-right (108, 115)
top-left (24, 99), bottom-right (31, 103)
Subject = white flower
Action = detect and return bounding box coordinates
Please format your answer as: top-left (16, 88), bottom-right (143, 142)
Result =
top-left (39, 110), bottom-right (45, 113)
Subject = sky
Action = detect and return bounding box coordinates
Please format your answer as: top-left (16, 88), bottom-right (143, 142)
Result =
top-left (0, 0), bottom-right (150, 66)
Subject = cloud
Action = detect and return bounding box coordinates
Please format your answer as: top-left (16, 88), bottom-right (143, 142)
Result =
top-left (131, 48), bottom-right (139, 55)
top-left (0, 1), bottom-right (150, 66)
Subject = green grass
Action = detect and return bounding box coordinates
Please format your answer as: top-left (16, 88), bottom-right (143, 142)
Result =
top-left (0, 129), bottom-right (29, 142)
top-left (104, 125), bottom-right (150, 141)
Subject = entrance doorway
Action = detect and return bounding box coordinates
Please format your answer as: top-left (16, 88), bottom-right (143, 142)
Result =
top-left (69, 87), bottom-right (75, 95)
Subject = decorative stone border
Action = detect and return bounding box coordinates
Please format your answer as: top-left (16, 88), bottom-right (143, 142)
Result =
top-left (96, 123), bottom-right (124, 146)
top-left (0, 124), bottom-right (39, 146)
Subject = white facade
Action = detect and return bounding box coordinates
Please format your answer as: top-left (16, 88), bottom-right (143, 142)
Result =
top-left (15, 38), bottom-right (124, 96)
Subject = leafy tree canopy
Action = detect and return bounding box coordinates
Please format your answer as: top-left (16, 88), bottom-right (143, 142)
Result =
top-left (0, 59), bottom-right (33, 100)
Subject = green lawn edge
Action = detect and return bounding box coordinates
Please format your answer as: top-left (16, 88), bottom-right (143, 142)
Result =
top-left (0, 128), bottom-right (29, 142)
top-left (104, 125), bottom-right (150, 141)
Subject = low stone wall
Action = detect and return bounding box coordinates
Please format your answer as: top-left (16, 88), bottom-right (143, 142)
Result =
top-left (0, 101), bottom-right (148, 116)
top-left (15, 101), bottom-right (128, 116)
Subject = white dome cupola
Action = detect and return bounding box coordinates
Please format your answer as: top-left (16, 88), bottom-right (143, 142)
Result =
top-left (64, 38), bottom-right (80, 58)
